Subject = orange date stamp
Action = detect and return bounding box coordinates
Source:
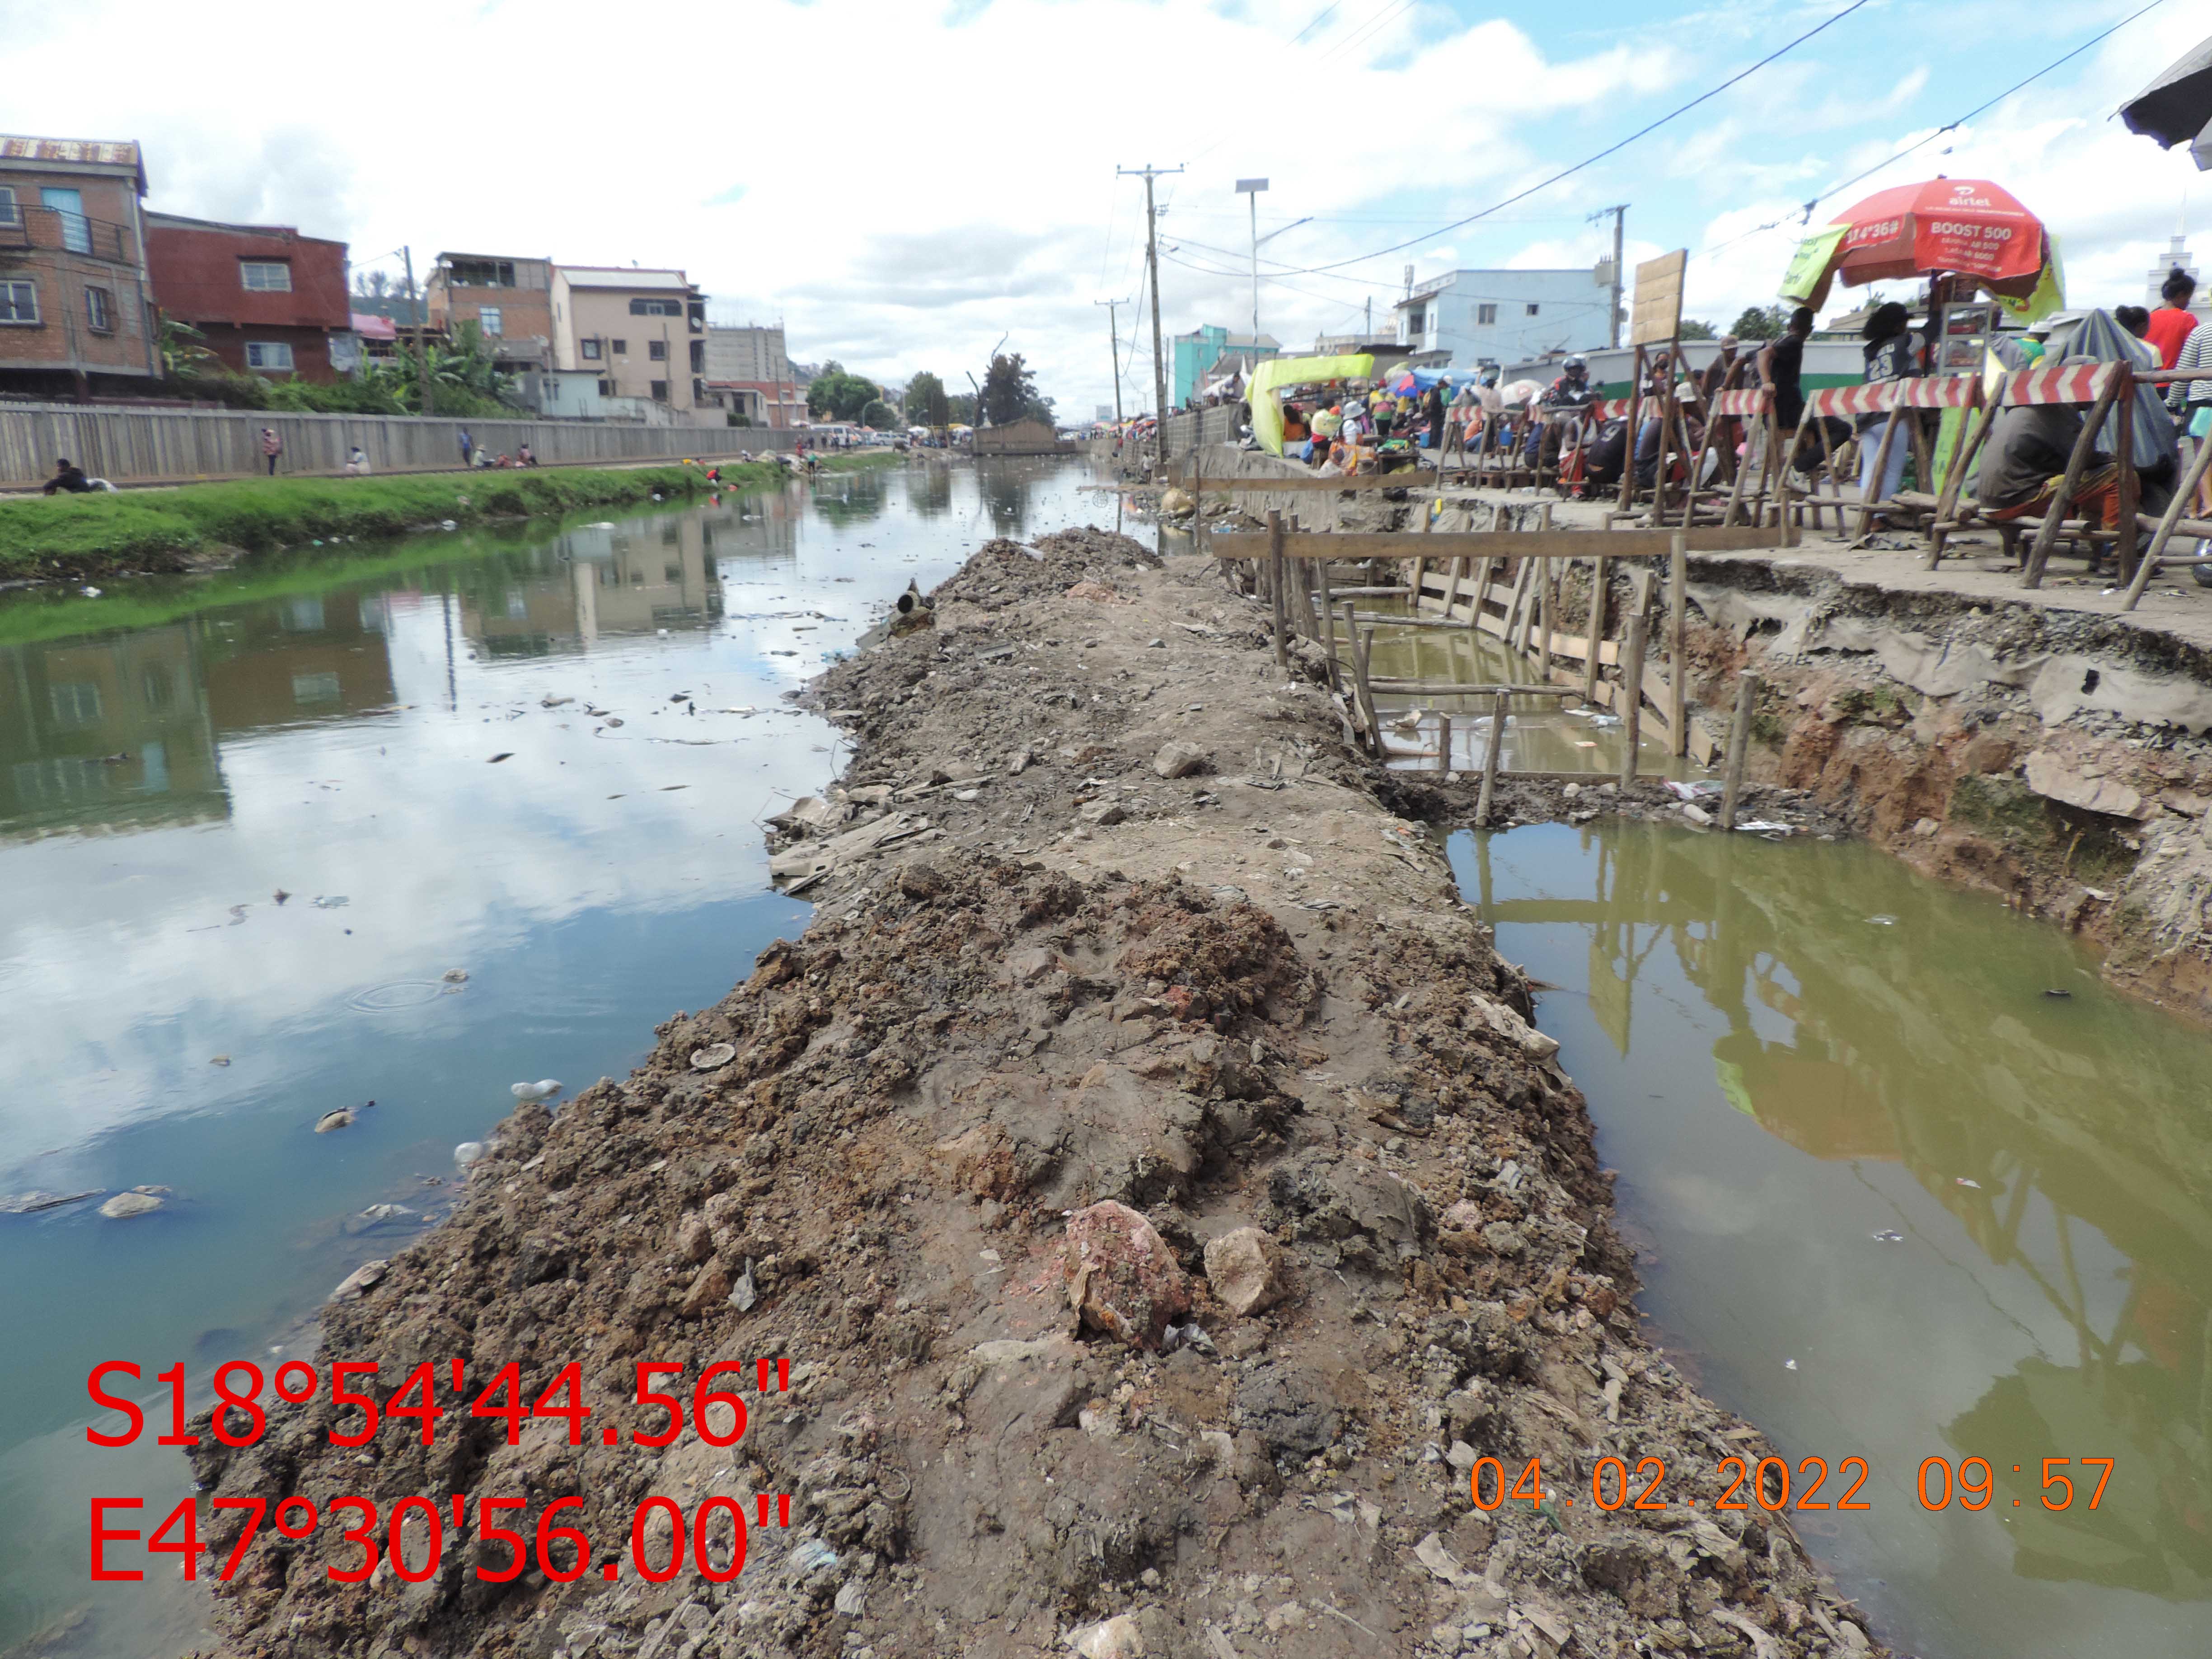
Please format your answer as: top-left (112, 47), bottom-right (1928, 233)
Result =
top-left (1470, 1454), bottom-right (2114, 1514)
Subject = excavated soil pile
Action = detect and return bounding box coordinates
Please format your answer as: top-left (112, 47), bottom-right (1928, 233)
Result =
top-left (191, 529), bottom-right (1885, 1659)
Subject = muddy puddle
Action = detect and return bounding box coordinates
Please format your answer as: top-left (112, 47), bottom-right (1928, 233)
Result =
top-left (0, 458), bottom-right (1095, 1658)
top-left (1451, 819), bottom-right (2212, 1659)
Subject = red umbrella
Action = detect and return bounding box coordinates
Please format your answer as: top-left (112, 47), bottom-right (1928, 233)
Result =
top-left (1787, 177), bottom-right (2050, 309)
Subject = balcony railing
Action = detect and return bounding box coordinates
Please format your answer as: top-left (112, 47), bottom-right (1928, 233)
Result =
top-left (0, 206), bottom-right (137, 266)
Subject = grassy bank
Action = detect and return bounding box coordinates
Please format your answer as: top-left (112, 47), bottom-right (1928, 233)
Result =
top-left (0, 453), bottom-right (896, 583)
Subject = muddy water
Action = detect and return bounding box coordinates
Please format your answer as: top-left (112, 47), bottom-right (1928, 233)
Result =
top-left (1451, 820), bottom-right (2212, 1659)
top-left (1356, 604), bottom-right (1675, 776)
top-left (0, 457), bottom-right (1094, 1657)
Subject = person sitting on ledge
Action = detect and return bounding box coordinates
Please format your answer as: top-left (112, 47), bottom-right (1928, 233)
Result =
top-left (43, 458), bottom-right (94, 495)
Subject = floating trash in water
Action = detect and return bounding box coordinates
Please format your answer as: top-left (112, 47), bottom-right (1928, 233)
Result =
top-left (488, 752), bottom-right (513, 764)
top-left (2042, 988), bottom-right (2072, 998)
top-left (439, 519), bottom-right (458, 530)
top-left (453, 1141), bottom-right (486, 1168)
top-left (100, 1192), bottom-right (164, 1219)
top-left (80, 586), bottom-right (103, 598)
top-left (1783, 1358), bottom-right (1799, 1371)
top-left (314, 1110), bottom-right (355, 1134)
top-left (1871, 1229), bottom-right (1904, 1243)
top-left (0, 1189), bottom-right (102, 1214)
top-left (441, 969), bottom-right (468, 983)
top-left (690, 1043), bottom-right (736, 1071)
top-left (209, 1054), bottom-right (230, 1067)
top-left (1955, 1176), bottom-right (1982, 1189)
top-left (1866, 914), bottom-right (1897, 926)
top-left (510, 1079), bottom-right (563, 1102)
top-left (312, 895), bottom-right (349, 909)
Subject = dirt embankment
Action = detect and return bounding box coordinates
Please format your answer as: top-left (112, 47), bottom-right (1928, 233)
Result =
top-left (1629, 558), bottom-right (2212, 1017)
top-left (189, 529), bottom-right (1886, 1659)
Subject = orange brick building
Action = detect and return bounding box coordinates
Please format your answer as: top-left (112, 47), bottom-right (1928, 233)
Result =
top-left (145, 212), bottom-right (352, 383)
top-left (0, 135), bottom-right (162, 398)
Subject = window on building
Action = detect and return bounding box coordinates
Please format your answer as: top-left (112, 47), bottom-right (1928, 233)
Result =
top-left (84, 286), bottom-right (113, 333)
top-left (0, 280), bottom-right (37, 325)
top-left (1525, 303), bottom-right (1540, 316)
top-left (240, 261), bottom-right (294, 293)
top-left (628, 297), bottom-right (682, 317)
top-left (689, 341), bottom-right (705, 373)
top-left (611, 338), bottom-right (628, 355)
top-left (1476, 303), bottom-right (1497, 326)
top-left (650, 379), bottom-right (669, 402)
top-left (447, 258), bottom-right (516, 288)
top-left (580, 337), bottom-right (602, 361)
top-left (648, 339), bottom-right (667, 362)
top-left (0, 187), bottom-right (17, 226)
top-left (478, 307), bottom-right (502, 337)
top-left (598, 378), bottom-right (615, 397)
top-left (245, 340), bottom-right (296, 371)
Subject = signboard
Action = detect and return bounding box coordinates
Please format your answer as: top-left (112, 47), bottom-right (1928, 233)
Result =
top-left (1779, 226), bottom-right (1847, 305)
top-left (1630, 250), bottom-right (1687, 347)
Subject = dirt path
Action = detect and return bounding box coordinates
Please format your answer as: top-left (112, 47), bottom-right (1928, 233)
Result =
top-left (188, 530), bottom-right (1884, 1659)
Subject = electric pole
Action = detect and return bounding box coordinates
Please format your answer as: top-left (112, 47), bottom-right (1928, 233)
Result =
top-left (1119, 163), bottom-right (1181, 473)
top-left (1590, 205), bottom-right (1628, 350)
top-left (1236, 178), bottom-right (1268, 344)
top-left (1095, 299), bottom-right (1125, 426)
top-left (402, 244), bottom-right (433, 416)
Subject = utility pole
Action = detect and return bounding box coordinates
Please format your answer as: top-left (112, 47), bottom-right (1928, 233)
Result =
top-left (402, 244), bottom-right (433, 416)
top-left (1095, 299), bottom-right (1125, 425)
top-left (1236, 178), bottom-right (1268, 344)
top-left (1590, 205), bottom-right (1628, 350)
top-left (1119, 163), bottom-right (1181, 473)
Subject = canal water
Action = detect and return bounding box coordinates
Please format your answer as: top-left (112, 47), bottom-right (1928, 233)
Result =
top-left (1451, 821), bottom-right (2211, 1659)
top-left (0, 456), bottom-right (1097, 1657)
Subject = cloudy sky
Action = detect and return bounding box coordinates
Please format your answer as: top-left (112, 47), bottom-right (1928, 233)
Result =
top-left (6, 0), bottom-right (2212, 416)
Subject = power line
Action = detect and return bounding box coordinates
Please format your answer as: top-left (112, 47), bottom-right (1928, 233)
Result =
top-left (1705, 0), bottom-right (2172, 256)
top-left (1264, 0), bottom-right (1878, 277)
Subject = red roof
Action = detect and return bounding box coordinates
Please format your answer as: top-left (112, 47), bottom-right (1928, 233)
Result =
top-left (352, 312), bottom-right (398, 341)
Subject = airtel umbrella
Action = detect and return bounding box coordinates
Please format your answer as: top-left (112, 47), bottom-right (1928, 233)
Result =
top-left (1779, 177), bottom-right (2055, 312)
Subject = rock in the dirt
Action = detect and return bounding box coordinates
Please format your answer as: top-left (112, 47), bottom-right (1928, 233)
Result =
top-left (1083, 801), bottom-right (1128, 827)
top-left (329, 1260), bottom-right (388, 1302)
top-left (1481, 1221), bottom-right (1527, 1258)
top-left (1415, 1531), bottom-right (1478, 1587)
top-left (689, 1042), bottom-right (736, 1071)
top-left (898, 859), bottom-right (945, 899)
top-left (1235, 1361), bottom-right (1337, 1456)
top-left (1467, 994), bottom-right (1560, 1062)
top-left (833, 1580), bottom-right (867, 1618)
top-left (1202, 1225), bottom-right (1285, 1316)
top-left (1153, 740), bottom-right (1209, 779)
top-left (1066, 1614), bottom-right (1146, 1659)
top-left (98, 1191), bottom-right (164, 1219)
top-left (2024, 750), bottom-right (2151, 819)
top-left (1062, 1200), bottom-right (1191, 1348)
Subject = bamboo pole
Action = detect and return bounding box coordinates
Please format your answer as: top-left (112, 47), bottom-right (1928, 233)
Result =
top-left (1268, 510), bottom-right (1287, 666)
top-left (1927, 396), bottom-right (1998, 568)
top-left (1356, 625), bottom-right (1382, 754)
top-left (1341, 601), bottom-right (1381, 750)
top-left (1582, 554), bottom-right (1607, 703)
top-left (1668, 531), bottom-right (1688, 758)
top-left (1475, 690), bottom-right (1509, 827)
top-left (1538, 558), bottom-right (1556, 676)
top-left (1617, 606), bottom-right (1647, 791)
top-left (1469, 556), bottom-right (1494, 627)
top-left (1436, 713), bottom-right (1452, 774)
top-left (1720, 673), bottom-right (1758, 830)
top-left (1852, 407), bottom-right (1906, 542)
top-left (2023, 372), bottom-right (2127, 588)
top-left (1317, 554), bottom-right (1341, 692)
top-left (2123, 424), bottom-right (2212, 609)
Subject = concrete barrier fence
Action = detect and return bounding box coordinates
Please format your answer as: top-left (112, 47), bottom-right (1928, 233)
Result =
top-left (0, 404), bottom-right (820, 490)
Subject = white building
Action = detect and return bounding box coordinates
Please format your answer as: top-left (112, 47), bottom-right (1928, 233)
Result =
top-left (1392, 267), bottom-right (1616, 369)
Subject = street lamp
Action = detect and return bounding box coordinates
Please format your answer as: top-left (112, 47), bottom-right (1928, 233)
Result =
top-left (1236, 179), bottom-right (1267, 342)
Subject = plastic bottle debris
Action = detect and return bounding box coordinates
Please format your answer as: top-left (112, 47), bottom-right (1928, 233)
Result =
top-left (1871, 1229), bottom-right (1904, 1243)
top-left (1784, 1358), bottom-right (1799, 1371)
top-left (80, 586), bottom-right (103, 598)
top-left (2042, 988), bottom-right (2072, 998)
top-left (1955, 1177), bottom-right (1982, 1189)
top-left (488, 753), bottom-right (513, 764)
top-left (510, 1079), bottom-right (563, 1102)
top-left (453, 1141), bottom-right (486, 1168)
top-left (311, 895), bottom-right (349, 909)
top-left (789, 1539), bottom-right (838, 1575)
top-left (441, 969), bottom-right (468, 983)
top-left (1866, 914), bottom-right (1897, 926)
top-left (209, 1054), bottom-right (231, 1066)
top-left (315, 1110), bottom-right (355, 1134)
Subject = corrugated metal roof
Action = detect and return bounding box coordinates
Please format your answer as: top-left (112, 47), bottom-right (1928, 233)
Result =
top-left (558, 266), bottom-right (691, 290)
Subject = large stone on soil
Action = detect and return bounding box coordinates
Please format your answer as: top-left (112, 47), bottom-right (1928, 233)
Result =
top-left (1202, 1225), bottom-right (1285, 1317)
top-left (1061, 1200), bottom-right (1191, 1349)
top-left (2022, 749), bottom-right (2152, 819)
top-left (1153, 740), bottom-right (1209, 779)
top-left (1235, 1360), bottom-right (1337, 1456)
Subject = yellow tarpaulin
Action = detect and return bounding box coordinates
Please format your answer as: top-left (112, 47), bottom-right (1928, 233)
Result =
top-left (1778, 225), bottom-right (1848, 308)
top-left (1248, 353), bottom-right (1375, 455)
top-left (1996, 239), bottom-right (2067, 326)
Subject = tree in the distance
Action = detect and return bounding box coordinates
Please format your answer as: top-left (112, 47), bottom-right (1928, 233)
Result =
top-left (806, 360), bottom-right (881, 422)
top-left (1729, 305), bottom-right (1789, 341)
top-left (904, 370), bottom-right (950, 427)
top-left (1678, 319), bottom-right (1716, 341)
top-left (982, 352), bottom-right (1049, 426)
top-left (859, 399), bottom-right (900, 431)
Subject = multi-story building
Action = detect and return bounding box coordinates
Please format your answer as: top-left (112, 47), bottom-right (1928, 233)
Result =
top-left (1392, 267), bottom-right (1614, 370)
top-left (0, 135), bottom-right (160, 398)
top-left (550, 266), bottom-right (705, 415)
top-left (426, 252), bottom-right (555, 377)
top-left (1171, 325), bottom-right (1278, 408)
top-left (702, 323), bottom-right (801, 426)
top-left (145, 212), bottom-right (351, 382)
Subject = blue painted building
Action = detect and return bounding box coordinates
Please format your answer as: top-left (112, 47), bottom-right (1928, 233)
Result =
top-left (1392, 267), bottom-right (1615, 370)
top-left (1171, 324), bottom-right (1279, 408)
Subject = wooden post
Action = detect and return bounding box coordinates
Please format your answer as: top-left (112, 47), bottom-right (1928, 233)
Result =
top-left (1356, 625), bottom-right (1382, 754)
top-left (2023, 371), bottom-right (2126, 587)
top-left (1720, 673), bottom-right (1758, 830)
top-left (1436, 713), bottom-right (1452, 774)
top-left (2123, 419), bottom-right (2212, 609)
top-left (1268, 510), bottom-right (1287, 665)
top-left (1852, 405), bottom-right (1905, 542)
top-left (1538, 558), bottom-right (1556, 677)
top-left (1469, 556), bottom-right (1494, 628)
top-left (1667, 531), bottom-right (1688, 758)
top-left (2114, 389), bottom-right (2140, 588)
top-left (1317, 554), bottom-right (1341, 693)
top-left (1618, 345), bottom-right (1645, 516)
top-left (1617, 606), bottom-right (1647, 790)
top-left (1342, 601), bottom-right (1381, 750)
top-left (1582, 554), bottom-right (1606, 703)
top-left (1475, 690), bottom-right (1509, 826)
top-left (1191, 440), bottom-right (1203, 556)
top-left (1504, 557), bottom-right (1535, 650)
top-left (1440, 554), bottom-right (1467, 621)
top-left (1928, 395), bottom-right (1998, 568)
